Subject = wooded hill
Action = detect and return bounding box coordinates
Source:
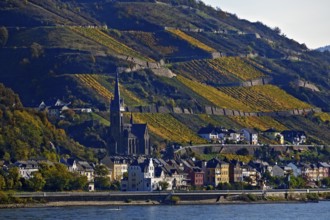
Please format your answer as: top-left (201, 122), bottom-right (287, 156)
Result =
top-left (0, 0), bottom-right (330, 153)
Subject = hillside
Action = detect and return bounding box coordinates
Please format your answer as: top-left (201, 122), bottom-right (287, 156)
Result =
top-left (0, 0), bottom-right (330, 147)
top-left (0, 83), bottom-right (95, 162)
top-left (317, 45), bottom-right (330, 52)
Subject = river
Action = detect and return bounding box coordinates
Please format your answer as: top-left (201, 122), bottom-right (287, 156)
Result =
top-left (1, 202), bottom-right (330, 220)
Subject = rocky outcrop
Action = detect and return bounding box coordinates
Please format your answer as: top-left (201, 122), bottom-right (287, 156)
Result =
top-left (293, 79), bottom-right (320, 92)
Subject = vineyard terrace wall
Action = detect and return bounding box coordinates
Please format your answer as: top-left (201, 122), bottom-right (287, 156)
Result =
top-left (125, 104), bottom-right (321, 117)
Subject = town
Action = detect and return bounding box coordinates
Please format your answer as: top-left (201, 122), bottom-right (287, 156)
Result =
top-left (0, 74), bottom-right (328, 195)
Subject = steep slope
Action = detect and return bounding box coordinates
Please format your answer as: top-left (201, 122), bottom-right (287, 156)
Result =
top-left (0, 0), bottom-right (329, 145)
top-left (0, 83), bottom-right (95, 162)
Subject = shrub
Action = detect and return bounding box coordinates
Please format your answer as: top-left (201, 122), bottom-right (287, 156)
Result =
top-left (171, 196), bottom-right (180, 204)
top-left (306, 193), bottom-right (319, 201)
top-left (125, 198), bottom-right (132, 203)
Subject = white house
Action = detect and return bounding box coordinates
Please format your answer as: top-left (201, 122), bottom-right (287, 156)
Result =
top-left (126, 158), bottom-right (155, 191)
top-left (14, 160), bottom-right (39, 179)
top-left (197, 126), bottom-right (219, 142)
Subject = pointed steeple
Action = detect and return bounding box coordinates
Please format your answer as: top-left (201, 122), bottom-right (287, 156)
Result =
top-left (111, 71), bottom-right (121, 112)
top-left (130, 112), bottom-right (134, 124)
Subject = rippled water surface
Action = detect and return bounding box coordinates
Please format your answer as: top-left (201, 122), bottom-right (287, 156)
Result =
top-left (1, 202), bottom-right (330, 220)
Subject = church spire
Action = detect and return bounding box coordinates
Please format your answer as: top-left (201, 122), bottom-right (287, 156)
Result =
top-left (110, 71), bottom-right (122, 112)
top-left (130, 112), bottom-right (134, 124)
top-left (113, 71), bottom-right (121, 111)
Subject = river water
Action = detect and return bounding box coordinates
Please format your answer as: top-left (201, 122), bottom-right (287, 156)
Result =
top-left (1, 202), bottom-right (330, 220)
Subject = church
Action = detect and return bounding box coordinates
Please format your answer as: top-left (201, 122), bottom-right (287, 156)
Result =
top-left (108, 73), bottom-right (150, 155)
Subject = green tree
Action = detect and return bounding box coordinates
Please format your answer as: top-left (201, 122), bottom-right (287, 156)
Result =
top-left (7, 167), bottom-right (22, 190)
top-left (94, 164), bottom-right (109, 176)
top-left (321, 177), bottom-right (330, 187)
top-left (69, 174), bottom-right (88, 190)
top-left (236, 148), bottom-right (249, 156)
top-left (94, 164), bottom-right (110, 190)
top-left (0, 175), bottom-right (6, 190)
top-left (41, 163), bottom-right (72, 191)
top-left (27, 172), bottom-right (46, 191)
top-left (158, 181), bottom-right (169, 190)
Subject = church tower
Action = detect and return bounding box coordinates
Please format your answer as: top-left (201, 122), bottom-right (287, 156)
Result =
top-left (109, 72), bottom-right (123, 154)
top-left (108, 72), bottom-right (151, 156)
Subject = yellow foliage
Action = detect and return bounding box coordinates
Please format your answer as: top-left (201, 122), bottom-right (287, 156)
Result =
top-left (209, 57), bottom-right (264, 81)
top-left (75, 74), bottom-right (113, 100)
top-left (69, 27), bottom-right (153, 61)
top-left (230, 116), bottom-right (287, 131)
top-left (219, 85), bottom-right (311, 112)
top-left (314, 112), bottom-right (330, 122)
top-left (132, 113), bottom-right (206, 144)
top-left (221, 154), bottom-right (253, 163)
top-left (177, 75), bottom-right (253, 111)
top-left (167, 28), bottom-right (216, 52)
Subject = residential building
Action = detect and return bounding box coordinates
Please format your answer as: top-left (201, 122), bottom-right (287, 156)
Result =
top-left (270, 165), bottom-right (285, 177)
top-left (100, 156), bottom-right (129, 181)
top-left (264, 128), bottom-right (284, 144)
top-left (181, 159), bottom-right (204, 187)
top-left (126, 158), bottom-right (155, 191)
top-left (287, 162), bottom-right (302, 177)
top-left (302, 164), bottom-right (319, 181)
top-left (197, 126), bottom-right (220, 142)
top-left (218, 129), bottom-right (241, 143)
top-left (281, 130), bottom-right (306, 145)
top-left (241, 165), bottom-right (259, 186)
top-left (60, 158), bottom-right (95, 190)
top-left (204, 158), bottom-right (229, 186)
top-left (241, 128), bottom-right (258, 145)
top-left (229, 160), bottom-right (243, 183)
top-left (14, 160), bottom-right (39, 179)
top-left (318, 162), bottom-right (330, 179)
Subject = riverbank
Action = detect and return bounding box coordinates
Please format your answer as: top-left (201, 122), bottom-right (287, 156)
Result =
top-left (1, 189), bottom-right (328, 209)
top-left (0, 197), bottom-right (323, 209)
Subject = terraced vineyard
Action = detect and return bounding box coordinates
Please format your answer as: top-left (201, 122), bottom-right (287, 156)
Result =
top-left (219, 85), bottom-right (311, 112)
top-left (177, 75), bottom-right (253, 111)
top-left (132, 113), bottom-right (207, 144)
top-left (167, 29), bottom-right (216, 52)
top-left (174, 59), bottom-right (238, 84)
top-left (209, 57), bottom-right (265, 81)
top-left (69, 27), bottom-right (152, 61)
top-left (173, 57), bottom-right (265, 85)
top-left (230, 116), bottom-right (287, 131)
top-left (91, 74), bottom-right (145, 106)
top-left (75, 74), bottom-right (113, 100)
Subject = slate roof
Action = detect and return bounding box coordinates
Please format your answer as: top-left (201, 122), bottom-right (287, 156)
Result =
top-left (264, 128), bottom-right (279, 133)
top-left (206, 158), bottom-right (228, 168)
top-left (131, 124), bottom-right (147, 138)
top-left (197, 127), bottom-right (218, 135)
top-left (242, 128), bottom-right (257, 134)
